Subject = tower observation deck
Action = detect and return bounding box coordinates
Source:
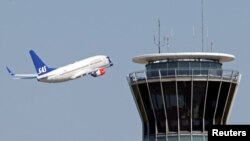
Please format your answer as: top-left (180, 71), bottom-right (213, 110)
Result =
top-left (127, 52), bottom-right (241, 141)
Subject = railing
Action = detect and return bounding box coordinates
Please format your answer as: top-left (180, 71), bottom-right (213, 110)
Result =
top-left (128, 69), bottom-right (240, 83)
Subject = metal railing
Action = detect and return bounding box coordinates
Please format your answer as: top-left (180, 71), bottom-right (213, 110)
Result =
top-left (128, 69), bottom-right (239, 83)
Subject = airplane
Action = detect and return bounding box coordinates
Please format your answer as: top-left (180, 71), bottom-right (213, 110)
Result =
top-left (6, 50), bottom-right (113, 83)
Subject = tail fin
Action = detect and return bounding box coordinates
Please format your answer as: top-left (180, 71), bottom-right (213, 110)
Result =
top-left (29, 50), bottom-right (55, 76)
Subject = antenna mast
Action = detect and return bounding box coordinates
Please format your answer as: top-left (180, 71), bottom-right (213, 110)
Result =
top-left (154, 19), bottom-right (166, 53)
top-left (201, 0), bottom-right (204, 52)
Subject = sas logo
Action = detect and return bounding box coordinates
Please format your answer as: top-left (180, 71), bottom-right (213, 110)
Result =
top-left (38, 66), bottom-right (47, 74)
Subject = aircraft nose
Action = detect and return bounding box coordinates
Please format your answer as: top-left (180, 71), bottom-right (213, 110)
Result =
top-left (107, 56), bottom-right (113, 66)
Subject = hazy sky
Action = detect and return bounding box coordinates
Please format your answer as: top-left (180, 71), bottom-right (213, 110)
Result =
top-left (0, 0), bottom-right (250, 141)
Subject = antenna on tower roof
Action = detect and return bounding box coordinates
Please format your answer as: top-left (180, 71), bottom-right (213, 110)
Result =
top-left (201, 0), bottom-right (204, 52)
top-left (192, 25), bottom-right (196, 51)
top-left (166, 35), bottom-right (170, 52)
top-left (210, 41), bottom-right (214, 52)
top-left (154, 19), bottom-right (166, 53)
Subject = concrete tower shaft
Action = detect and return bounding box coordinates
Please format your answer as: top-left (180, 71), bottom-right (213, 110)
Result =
top-left (127, 53), bottom-right (241, 141)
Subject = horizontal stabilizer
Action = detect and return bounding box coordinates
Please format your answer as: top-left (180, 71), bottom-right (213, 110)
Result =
top-left (6, 67), bottom-right (37, 79)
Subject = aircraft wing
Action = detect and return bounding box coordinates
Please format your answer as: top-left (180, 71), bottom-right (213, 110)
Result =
top-left (6, 67), bottom-right (37, 79)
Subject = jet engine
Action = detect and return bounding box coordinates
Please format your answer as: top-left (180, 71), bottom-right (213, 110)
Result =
top-left (91, 68), bottom-right (106, 77)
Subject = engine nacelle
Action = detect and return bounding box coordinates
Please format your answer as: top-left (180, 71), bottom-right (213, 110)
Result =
top-left (91, 68), bottom-right (106, 77)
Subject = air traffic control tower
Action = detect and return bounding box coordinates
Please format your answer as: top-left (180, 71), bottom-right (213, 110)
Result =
top-left (127, 52), bottom-right (241, 141)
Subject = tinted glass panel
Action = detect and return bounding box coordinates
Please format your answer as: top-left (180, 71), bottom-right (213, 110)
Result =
top-left (162, 82), bottom-right (178, 132)
top-left (190, 62), bottom-right (200, 75)
top-left (180, 136), bottom-right (191, 141)
top-left (168, 62), bottom-right (178, 69)
top-left (159, 63), bottom-right (167, 69)
top-left (205, 81), bottom-right (220, 130)
top-left (210, 62), bottom-right (217, 69)
top-left (149, 136), bottom-right (155, 141)
top-left (132, 85), bottom-right (148, 124)
top-left (179, 62), bottom-right (190, 75)
top-left (149, 82), bottom-right (166, 133)
top-left (177, 81), bottom-right (191, 131)
top-left (215, 82), bottom-right (230, 124)
top-left (147, 69), bottom-right (159, 78)
top-left (192, 81), bottom-right (207, 131)
top-left (201, 62), bottom-right (210, 68)
top-left (158, 136), bottom-right (166, 141)
top-left (204, 136), bottom-right (208, 141)
top-left (190, 62), bottom-right (200, 68)
top-left (168, 136), bottom-right (178, 141)
top-left (138, 83), bottom-right (156, 134)
top-left (201, 62), bottom-right (210, 75)
top-left (222, 84), bottom-right (236, 124)
top-left (160, 69), bottom-right (168, 77)
top-left (144, 135), bottom-right (149, 141)
top-left (193, 136), bottom-right (203, 141)
top-left (143, 123), bottom-right (149, 137)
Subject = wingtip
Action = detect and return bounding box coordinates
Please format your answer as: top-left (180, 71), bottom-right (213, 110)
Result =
top-left (6, 66), bottom-right (14, 76)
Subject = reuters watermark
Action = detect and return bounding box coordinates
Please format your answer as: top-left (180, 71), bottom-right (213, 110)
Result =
top-left (208, 125), bottom-right (250, 140)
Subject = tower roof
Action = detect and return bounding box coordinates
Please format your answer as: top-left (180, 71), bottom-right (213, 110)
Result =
top-left (132, 52), bottom-right (235, 64)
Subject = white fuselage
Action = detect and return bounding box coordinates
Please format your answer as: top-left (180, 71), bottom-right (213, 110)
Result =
top-left (37, 55), bottom-right (111, 83)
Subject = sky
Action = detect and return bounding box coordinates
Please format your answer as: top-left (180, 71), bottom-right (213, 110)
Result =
top-left (0, 0), bottom-right (250, 141)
